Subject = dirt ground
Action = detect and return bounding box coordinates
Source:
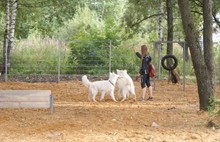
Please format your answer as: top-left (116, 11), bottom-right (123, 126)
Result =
top-left (0, 79), bottom-right (220, 142)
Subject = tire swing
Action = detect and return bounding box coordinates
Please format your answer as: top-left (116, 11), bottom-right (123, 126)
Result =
top-left (161, 54), bottom-right (178, 71)
top-left (161, 54), bottom-right (180, 83)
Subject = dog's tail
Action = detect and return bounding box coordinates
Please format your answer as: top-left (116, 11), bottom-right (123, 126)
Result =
top-left (82, 75), bottom-right (91, 88)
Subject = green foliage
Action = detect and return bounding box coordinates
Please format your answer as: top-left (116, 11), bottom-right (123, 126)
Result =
top-left (3, 0), bottom-right (211, 80)
top-left (55, 4), bottom-right (105, 41)
top-left (213, 0), bottom-right (220, 32)
top-left (0, 12), bottom-right (5, 42)
top-left (15, 0), bottom-right (81, 38)
top-left (9, 38), bottom-right (67, 76)
top-left (68, 40), bottom-right (110, 75)
top-left (123, 0), bottom-right (187, 40)
top-left (86, 0), bottom-right (127, 21)
top-left (57, 4), bottom-right (130, 75)
top-left (214, 44), bottom-right (220, 83)
top-left (208, 96), bottom-right (220, 116)
top-left (55, 2), bottom-right (126, 41)
top-left (123, 0), bottom-right (165, 37)
top-left (111, 46), bottom-right (140, 75)
top-left (63, 6), bottom-right (109, 75)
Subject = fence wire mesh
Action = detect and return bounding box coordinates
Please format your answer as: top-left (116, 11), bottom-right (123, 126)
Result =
top-left (0, 39), bottom-right (219, 84)
top-left (0, 39), bottom-right (112, 82)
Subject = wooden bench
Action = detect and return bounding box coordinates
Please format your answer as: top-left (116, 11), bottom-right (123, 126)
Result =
top-left (0, 90), bottom-right (53, 113)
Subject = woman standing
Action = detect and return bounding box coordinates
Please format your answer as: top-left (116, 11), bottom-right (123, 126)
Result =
top-left (135, 45), bottom-right (153, 101)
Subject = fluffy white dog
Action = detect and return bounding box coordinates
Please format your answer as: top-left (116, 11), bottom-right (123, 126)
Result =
top-left (82, 72), bottom-right (119, 102)
top-left (116, 69), bottom-right (136, 102)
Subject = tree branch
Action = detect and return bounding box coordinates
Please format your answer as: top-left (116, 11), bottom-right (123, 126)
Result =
top-left (191, 10), bottom-right (203, 15)
top-left (131, 13), bottom-right (165, 28)
top-left (190, 0), bottom-right (202, 7)
top-left (212, 13), bottom-right (220, 28)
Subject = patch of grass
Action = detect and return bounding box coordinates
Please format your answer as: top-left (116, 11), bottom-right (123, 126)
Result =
top-left (9, 39), bottom-right (69, 76)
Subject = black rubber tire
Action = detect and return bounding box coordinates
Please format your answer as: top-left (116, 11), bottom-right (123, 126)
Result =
top-left (161, 54), bottom-right (178, 71)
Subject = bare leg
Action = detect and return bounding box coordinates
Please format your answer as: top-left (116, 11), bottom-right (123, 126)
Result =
top-left (141, 87), bottom-right (146, 99)
top-left (149, 86), bottom-right (153, 97)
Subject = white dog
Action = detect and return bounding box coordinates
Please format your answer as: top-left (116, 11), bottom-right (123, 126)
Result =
top-left (82, 72), bottom-right (119, 102)
top-left (116, 69), bottom-right (136, 102)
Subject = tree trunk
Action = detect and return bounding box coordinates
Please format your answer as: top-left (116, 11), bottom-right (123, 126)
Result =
top-left (178, 0), bottom-right (214, 110)
top-left (158, 0), bottom-right (163, 41)
top-left (2, 0), bottom-right (10, 74)
top-left (170, 69), bottom-right (180, 83)
top-left (203, 0), bottom-right (215, 93)
top-left (166, 0), bottom-right (180, 83)
top-left (7, 0), bottom-right (18, 67)
top-left (166, 0), bottom-right (173, 55)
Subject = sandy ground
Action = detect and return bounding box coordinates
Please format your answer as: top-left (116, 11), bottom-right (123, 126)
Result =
top-left (0, 79), bottom-right (220, 142)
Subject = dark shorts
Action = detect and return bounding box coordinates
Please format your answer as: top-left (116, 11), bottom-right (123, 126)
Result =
top-left (141, 74), bottom-right (151, 88)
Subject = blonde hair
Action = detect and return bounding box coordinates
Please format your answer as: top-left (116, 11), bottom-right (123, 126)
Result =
top-left (141, 45), bottom-right (148, 57)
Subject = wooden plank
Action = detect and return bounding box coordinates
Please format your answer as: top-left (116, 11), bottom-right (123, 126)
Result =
top-left (0, 90), bottom-right (51, 97)
top-left (0, 90), bottom-right (52, 110)
top-left (0, 90), bottom-right (51, 102)
top-left (0, 102), bottom-right (50, 108)
top-left (20, 102), bottom-right (50, 108)
top-left (0, 96), bottom-right (50, 102)
top-left (0, 102), bottom-right (20, 108)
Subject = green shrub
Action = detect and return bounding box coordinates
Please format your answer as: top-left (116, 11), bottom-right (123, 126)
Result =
top-left (208, 96), bottom-right (220, 116)
top-left (111, 46), bottom-right (140, 75)
top-left (67, 40), bottom-right (110, 75)
top-left (9, 38), bottom-right (67, 76)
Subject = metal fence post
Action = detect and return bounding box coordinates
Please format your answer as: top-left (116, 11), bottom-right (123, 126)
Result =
top-left (50, 95), bottom-right (54, 114)
top-left (109, 40), bottom-right (112, 73)
top-left (158, 42), bottom-right (162, 80)
top-left (57, 40), bottom-right (60, 82)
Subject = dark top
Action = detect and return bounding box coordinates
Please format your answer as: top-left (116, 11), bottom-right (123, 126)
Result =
top-left (136, 52), bottom-right (151, 75)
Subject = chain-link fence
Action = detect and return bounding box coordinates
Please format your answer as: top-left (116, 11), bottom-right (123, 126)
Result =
top-left (0, 39), bottom-right (112, 82)
top-left (0, 39), bottom-right (219, 83)
top-left (59, 40), bottom-right (112, 81)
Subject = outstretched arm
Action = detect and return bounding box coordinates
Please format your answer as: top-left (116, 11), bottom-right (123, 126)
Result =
top-left (135, 52), bottom-right (141, 59)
